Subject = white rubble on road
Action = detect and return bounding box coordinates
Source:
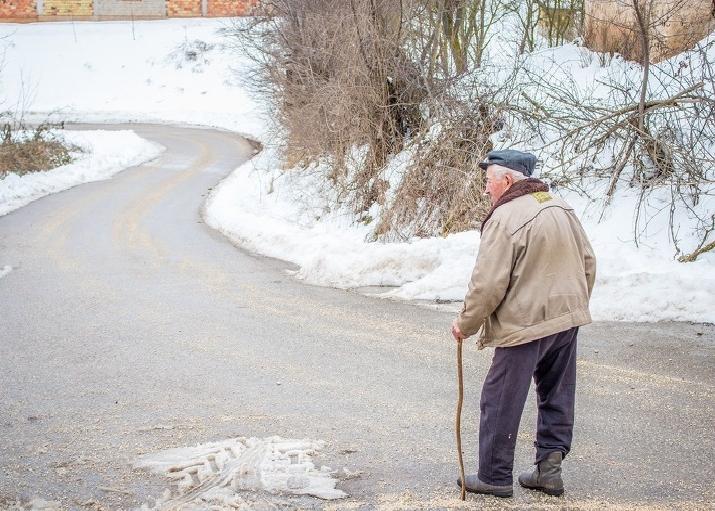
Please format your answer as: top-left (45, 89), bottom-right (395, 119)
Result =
top-left (0, 265), bottom-right (12, 279)
top-left (0, 130), bottom-right (165, 216)
top-left (134, 436), bottom-right (347, 510)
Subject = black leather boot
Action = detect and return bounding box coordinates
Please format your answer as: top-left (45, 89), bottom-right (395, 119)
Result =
top-left (456, 474), bottom-right (513, 498)
top-left (518, 451), bottom-right (564, 496)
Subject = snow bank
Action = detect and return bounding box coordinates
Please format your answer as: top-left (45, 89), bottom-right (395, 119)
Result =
top-left (0, 130), bottom-right (164, 216)
top-left (206, 147), bottom-right (477, 293)
top-left (206, 147), bottom-right (715, 323)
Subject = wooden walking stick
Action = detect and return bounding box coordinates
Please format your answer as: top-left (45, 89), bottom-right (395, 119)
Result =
top-left (456, 338), bottom-right (466, 501)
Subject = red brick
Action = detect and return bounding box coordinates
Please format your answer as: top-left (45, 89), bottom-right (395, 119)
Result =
top-left (206, 0), bottom-right (256, 17)
top-left (166, 0), bottom-right (200, 16)
top-left (0, 0), bottom-right (36, 18)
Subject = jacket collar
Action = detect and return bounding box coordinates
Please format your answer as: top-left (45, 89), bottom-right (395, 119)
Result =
top-left (481, 178), bottom-right (549, 231)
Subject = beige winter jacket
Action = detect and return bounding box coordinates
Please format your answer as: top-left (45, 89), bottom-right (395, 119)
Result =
top-left (456, 187), bottom-right (596, 349)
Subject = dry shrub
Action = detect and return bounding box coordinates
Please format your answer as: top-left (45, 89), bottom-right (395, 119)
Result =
top-left (376, 98), bottom-right (501, 240)
top-left (0, 120), bottom-right (77, 178)
top-left (516, 34), bottom-right (715, 260)
top-left (584, 13), bottom-right (640, 63)
top-left (233, 0), bottom-right (426, 213)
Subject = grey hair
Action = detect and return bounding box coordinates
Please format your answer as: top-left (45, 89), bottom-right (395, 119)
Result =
top-left (488, 164), bottom-right (528, 182)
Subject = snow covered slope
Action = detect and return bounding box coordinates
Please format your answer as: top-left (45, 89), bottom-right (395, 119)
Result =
top-left (0, 19), bottom-right (265, 139)
top-left (2, 19), bottom-right (712, 323)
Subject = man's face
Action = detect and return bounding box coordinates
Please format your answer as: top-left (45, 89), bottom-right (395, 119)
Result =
top-left (485, 166), bottom-right (513, 205)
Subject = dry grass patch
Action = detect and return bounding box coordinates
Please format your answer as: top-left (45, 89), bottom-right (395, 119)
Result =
top-left (0, 122), bottom-right (78, 178)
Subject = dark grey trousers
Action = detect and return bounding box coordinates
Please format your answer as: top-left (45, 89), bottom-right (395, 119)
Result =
top-left (477, 327), bottom-right (578, 486)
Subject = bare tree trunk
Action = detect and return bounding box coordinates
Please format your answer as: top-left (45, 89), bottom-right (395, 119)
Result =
top-left (475, 0), bottom-right (486, 67)
top-left (633, 0), bottom-right (651, 134)
top-left (518, 0), bottom-right (535, 54)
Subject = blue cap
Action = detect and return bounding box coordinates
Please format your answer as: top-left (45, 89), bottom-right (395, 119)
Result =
top-left (478, 149), bottom-right (537, 177)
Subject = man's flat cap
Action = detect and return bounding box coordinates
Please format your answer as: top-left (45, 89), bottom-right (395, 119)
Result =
top-left (478, 149), bottom-right (537, 177)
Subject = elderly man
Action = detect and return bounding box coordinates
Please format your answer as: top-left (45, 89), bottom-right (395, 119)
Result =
top-left (453, 149), bottom-right (596, 498)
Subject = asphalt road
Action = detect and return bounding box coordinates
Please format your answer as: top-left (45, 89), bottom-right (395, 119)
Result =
top-left (1, 123), bottom-right (713, 511)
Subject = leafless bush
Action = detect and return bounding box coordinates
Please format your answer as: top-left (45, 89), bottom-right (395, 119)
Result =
top-left (376, 90), bottom-right (506, 240)
top-left (228, 0), bottom-right (428, 213)
top-left (536, 0), bottom-right (584, 47)
top-left (0, 115), bottom-right (77, 178)
top-left (404, 0), bottom-right (506, 78)
top-left (166, 39), bottom-right (215, 72)
top-left (499, 0), bottom-right (584, 55)
top-left (228, 0), bottom-right (516, 238)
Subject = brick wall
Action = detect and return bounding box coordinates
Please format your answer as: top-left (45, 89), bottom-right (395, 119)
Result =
top-left (206, 0), bottom-right (255, 17)
top-left (0, 0), bottom-right (270, 20)
top-left (0, 0), bottom-right (36, 17)
top-left (166, 0), bottom-right (199, 16)
top-left (42, 0), bottom-right (92, 15)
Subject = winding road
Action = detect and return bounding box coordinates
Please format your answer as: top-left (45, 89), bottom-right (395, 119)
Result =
top-left (1, 123), bottom-right (713, 510)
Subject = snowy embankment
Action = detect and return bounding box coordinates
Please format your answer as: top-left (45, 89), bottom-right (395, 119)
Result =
top-left (0, 130), bottom-right (164, 216)
top-left (204, 148), bottom-right (715, 323)
top-left (2, 19), bottom-right (712, 323)
top-left (202, 28), bottom-right (714, 323)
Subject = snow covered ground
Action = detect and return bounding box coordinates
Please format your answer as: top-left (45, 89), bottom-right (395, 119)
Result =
top-left (2, 19), bottom-right (712, 323)
top-left (0, 19), bottom-right (266, 139)
top-left (0, 130), bottom-right (164, 216)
